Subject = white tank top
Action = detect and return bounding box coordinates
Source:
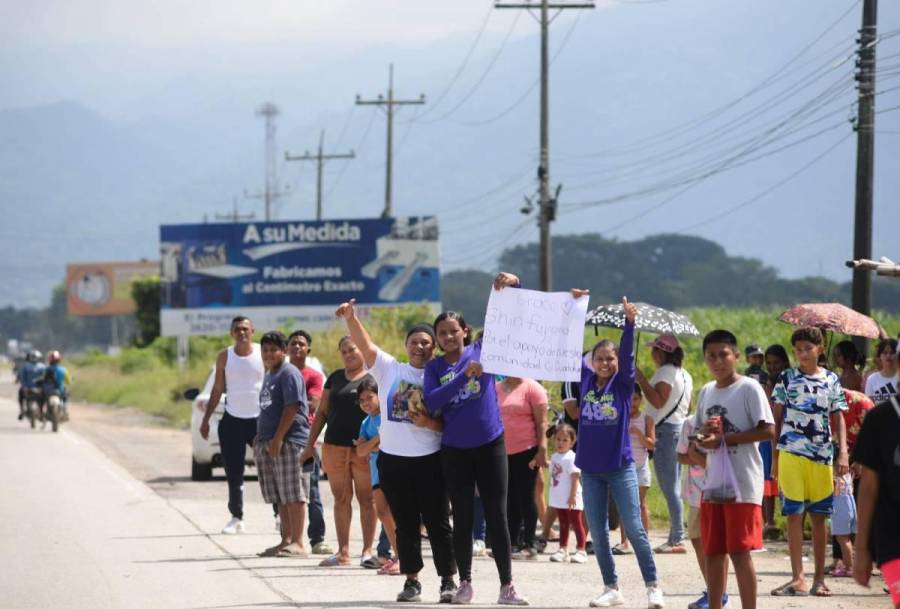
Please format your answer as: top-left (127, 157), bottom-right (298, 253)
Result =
top-left (224, 343), bottom-right (264, 419)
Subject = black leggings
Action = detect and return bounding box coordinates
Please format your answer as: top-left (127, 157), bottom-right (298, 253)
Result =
top-left (377, 450), bottom-right (456, 577)
top-left (441, 434), bottom-right (512, 585)
top-left (507, 446), bottom-right (539, 550)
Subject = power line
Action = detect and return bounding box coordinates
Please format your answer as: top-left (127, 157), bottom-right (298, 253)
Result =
top-left (325, 110), bottom-right (379, 200)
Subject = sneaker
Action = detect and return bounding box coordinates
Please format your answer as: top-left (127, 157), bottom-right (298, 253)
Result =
top-left (311, 541), bottom-right (333, 555)
top-left (549, 549), bottom-right (569, 562)
top-left (440, 578), bottom-right (458, 603)
top-left (535, 537), bottom-right (548, 553)
top-left (221, 517), bottom-right (244, 535)
top-left (647, 585), bottom-right (665, 609)
top-left (571, 550), bottom-right (588, 564)
top-left (473, 539), bottom-right (487, 557)
top-left (590, 587), bottom-right (625, 607)
top-left (510, 547), bottom-right (538, 560)
top-left (687, 591), bottom-right (709, 609)
top-left (397, 578), bottom-right (422, 602)
top-left (452, 580), bottom-right (474, 605)
top-left (498, 583), bottom-right (529, 606)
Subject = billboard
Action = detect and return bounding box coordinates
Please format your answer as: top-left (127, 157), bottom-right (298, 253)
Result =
top-left (159, 217), bottom-right (440, 336)
top-left (66, 261), bottom-right (160, 316)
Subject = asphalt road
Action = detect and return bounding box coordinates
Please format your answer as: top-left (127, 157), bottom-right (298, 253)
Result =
top-left (0, 375), bottom-right (886, 609)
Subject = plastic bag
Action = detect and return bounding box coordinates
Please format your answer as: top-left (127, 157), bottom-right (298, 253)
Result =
top-left (703, 438), bottom-right (738, 503)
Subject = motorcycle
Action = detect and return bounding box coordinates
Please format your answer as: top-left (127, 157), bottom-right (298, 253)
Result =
top-left (44, 388), bottom-right (64, 433)
top-left (23, 386), bottom-right (43, 430)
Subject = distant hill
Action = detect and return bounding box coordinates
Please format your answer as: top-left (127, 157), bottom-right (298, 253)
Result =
top-left (442, 233), bottom-right (900, 326)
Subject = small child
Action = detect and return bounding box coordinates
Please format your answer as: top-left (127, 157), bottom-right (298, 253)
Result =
top-left (694, 329), bottom-right (775, 609)
top-left (744, 344), bottom-right (769, 387)
top-left (615, 384), bottom-right (655, 555)
top-left (354, 377), bottom-right (400, 576)
top-left (548, 424), bottom-right (586, 564)
top-left (830, 471), bottom-right (856, 576)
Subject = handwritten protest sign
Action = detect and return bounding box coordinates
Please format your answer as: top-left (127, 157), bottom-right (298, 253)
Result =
top-left (481, 287), bottom-right (589, 382)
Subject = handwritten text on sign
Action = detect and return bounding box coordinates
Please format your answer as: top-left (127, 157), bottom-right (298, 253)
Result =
top-left (481, 287), bottom-right (589, 382)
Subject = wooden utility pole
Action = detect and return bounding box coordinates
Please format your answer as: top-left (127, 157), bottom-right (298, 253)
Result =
top-left (216, 197), bottom-right (255, 223)
top-left (851, 0), bottom-right (877, 350)
top-left (285, 131), bottom-right (355, 221)
top-left (356, 64), bottom-right (425, 218)
top-left (495, 0), bottom-right (594, 291)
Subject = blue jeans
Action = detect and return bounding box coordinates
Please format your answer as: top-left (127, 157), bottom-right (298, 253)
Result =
top-left (653, 421), bottom-right (685, 545)
top-left (307, 461), bottom-right (326, 545)
top-left (583, 464), bottom-right (658, 587)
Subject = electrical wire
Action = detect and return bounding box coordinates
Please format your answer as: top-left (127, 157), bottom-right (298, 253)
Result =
top-left (324, 110), bottom-right (378, 199)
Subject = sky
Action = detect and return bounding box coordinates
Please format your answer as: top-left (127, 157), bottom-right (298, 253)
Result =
top-left (1, 0), bottom-right (898, 308)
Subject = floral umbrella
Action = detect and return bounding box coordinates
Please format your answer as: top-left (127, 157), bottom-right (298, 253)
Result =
top-left (778, 303), bottom-right (887, 339)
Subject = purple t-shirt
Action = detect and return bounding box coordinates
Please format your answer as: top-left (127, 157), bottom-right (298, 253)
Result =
top-left (574, 321), bottom-right (636, 474)
top-left (424, 340), bottom-right (504, 449)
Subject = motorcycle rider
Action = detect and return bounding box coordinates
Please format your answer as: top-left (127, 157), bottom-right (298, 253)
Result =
top-left (18, 351), bottom-right (46, 421)
top-left (43, 351), bottom-right (71, 423)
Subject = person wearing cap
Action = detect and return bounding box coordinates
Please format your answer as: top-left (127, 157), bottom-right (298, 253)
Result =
top-left (635, 334), bottom-right (693, 554)
top-left (744, 345), bottom-right (769, 388)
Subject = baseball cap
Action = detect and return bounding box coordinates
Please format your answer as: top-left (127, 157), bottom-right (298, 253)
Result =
top-left (745, 344), bottom-right (764, 357)
top-left (647, 335), bottom-right (679, 353)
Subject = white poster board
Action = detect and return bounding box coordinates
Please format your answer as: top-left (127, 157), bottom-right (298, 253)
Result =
top-left (481, 287), bottom-right (590, 382)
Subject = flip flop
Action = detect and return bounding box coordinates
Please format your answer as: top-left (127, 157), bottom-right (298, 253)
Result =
top-left (771, 583), bottom-right (809, 597)
top-left (611, 543), bottom-right (633, 555)
top-left (810, 582), bottom-right (832, 597)
top-left (318, 554), bottom-right (351, 567)
top-left (276, 545), bottom-right (308, 558)
top-left (257, 545), bottom-right (285, 557)
top-left (654, 542), bottom-right (687, 554)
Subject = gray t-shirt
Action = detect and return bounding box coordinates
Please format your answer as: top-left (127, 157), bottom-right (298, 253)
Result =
top-left (257, 361), bottom-right (309, 446)
top-left (692, 376), bottom-right (774, 505)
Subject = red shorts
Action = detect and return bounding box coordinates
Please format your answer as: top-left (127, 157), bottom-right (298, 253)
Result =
top-left (882, 558), bottom-right (900, 606)
top-left (700, 502), bottom-right (762, 556)
top-left (763, 479), bottom-right (779, 497)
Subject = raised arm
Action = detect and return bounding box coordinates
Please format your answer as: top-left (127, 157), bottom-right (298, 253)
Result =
top-left (335, 298), bottom-right (378, 369)
top-left (618, 297), bottom-right (637, 384)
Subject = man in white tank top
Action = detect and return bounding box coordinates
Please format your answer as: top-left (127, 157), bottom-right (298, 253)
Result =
top-left (200, 316), bottom-right (265, 534)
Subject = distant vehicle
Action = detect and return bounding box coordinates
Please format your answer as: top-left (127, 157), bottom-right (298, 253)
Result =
top-left (186, 356), bottom-right (325, 481)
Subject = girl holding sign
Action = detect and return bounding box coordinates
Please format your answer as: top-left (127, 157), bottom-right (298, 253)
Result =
top-left (571, 295), bottom-right (665, 609)
top-left (424, 272), bottom-right (529, 606)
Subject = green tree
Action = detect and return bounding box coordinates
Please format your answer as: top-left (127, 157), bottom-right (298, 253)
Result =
top-left (131, 276), bottom-right (161, 347)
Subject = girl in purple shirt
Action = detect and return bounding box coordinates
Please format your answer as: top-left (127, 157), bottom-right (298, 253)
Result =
top-left (424, 272), bottom-right (528, 606)
top-left (573, 296), bottom-right (665, 609)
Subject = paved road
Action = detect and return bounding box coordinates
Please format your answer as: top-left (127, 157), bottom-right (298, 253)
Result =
top-left (0, 377), bottom-right (886, 609)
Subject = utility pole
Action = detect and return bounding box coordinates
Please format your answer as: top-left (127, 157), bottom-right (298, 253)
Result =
top-left (496, 0), bottom-right (594, 291)
top-left (216, 197), bottom-right (256, 223)
top-left (851, 0), bottom-right (877, 351)
top-left (356, 64), bottom-right (425, 218)
top-left (245, 102), bottom-right (290, 221)
top-left (285, 131), bottom-right (355, 221)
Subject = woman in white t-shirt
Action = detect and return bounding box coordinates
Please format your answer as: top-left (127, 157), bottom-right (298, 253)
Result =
top-left (635, 334), bottom-right (693, 553)
top-left (332, 299), bottom-right (459, 604)
top-left (865, 338), bottom-right (898, 405)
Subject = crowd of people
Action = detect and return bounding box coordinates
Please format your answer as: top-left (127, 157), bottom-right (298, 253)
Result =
top-left (194, 273), bottom-right (900, 609)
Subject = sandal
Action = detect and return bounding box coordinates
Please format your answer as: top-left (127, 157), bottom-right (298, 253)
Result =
top-left (318, 554), bottom-right (351, 567)
top-left (654, 542), bottom-right (687, 554)
top-left (810, 582), bottom-right (832, 597)
top-left (360, 555), bottom-right (381, 569)
top-left (831, 565), bottom-right (851, 578)
top-left (612, 543), bottom-right (633, 555)
top-left (276, 545), bottom-right (307, 558)
top-left (771, 583), bottom-right (809, 597)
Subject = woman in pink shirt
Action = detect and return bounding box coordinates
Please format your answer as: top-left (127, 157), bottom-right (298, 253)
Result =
top-left (496, 376), bottom-right (549, 559)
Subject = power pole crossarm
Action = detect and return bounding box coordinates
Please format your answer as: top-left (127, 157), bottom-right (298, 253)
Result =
top-left (285, 130), bottom-right (355, 221)
top-left (494, 0), bottom-right (594, 291)
top-left (356, 64), bottom-right (426, 218)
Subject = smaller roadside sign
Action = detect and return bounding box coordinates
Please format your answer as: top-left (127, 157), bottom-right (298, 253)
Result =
top-left (66, 261), bottom-right (159, 316)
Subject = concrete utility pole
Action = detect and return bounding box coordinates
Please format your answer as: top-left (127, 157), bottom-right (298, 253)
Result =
top-left (216, 197), bottom-right (255, 223)
top-left (356, 64), bottom-right (425, 218)
top-left (495, 0), bottom-right (594, 291)
top-left (285, 131), bottom-right (355, 221)
top-left (245, 102), bottom-right (290, 221)
top-left (851, 0), bottom-right (877, 352)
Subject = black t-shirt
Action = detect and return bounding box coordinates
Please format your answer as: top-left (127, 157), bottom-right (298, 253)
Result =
top-left (560, 380), bottom-right (580, 431)
top-left (851, 398), bottom-right (900, 566)
top-left (323, 369), bottom-right (373, 447)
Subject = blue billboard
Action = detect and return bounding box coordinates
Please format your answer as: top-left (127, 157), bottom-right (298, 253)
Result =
top-left (160, 217), bottom-right (439, 336)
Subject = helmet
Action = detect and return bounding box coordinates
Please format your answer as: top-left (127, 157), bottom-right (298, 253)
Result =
top-left (30, 350), bottom-right (43, 363)
top-left (48, 350), bottom-right (62, 364)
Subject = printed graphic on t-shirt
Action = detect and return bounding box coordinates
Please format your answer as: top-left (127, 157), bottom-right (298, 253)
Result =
top-left (701, 404), bottom-right (741, 435)
top-left (439, 370), bottom-right (483, 405)
top-left (551, 461), bottom-right (563, 487)
top-left (580, 389), bottom-right (618, 425)
top-left (387, 379), bottom-right (426, 424)
top-left (773, 368), bottom-right (847, 464)
top-left (259, 383), bottom-right (273, 411)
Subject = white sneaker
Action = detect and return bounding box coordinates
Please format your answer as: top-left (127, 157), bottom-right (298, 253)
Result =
top-left (222, 517), bottom-right (244, 534)
top-left (473, 539), bottom-right (487, 557)
top-left (647, 585), bottom-right (665, 609)
top-left (590, 587), bottom-right (625, 607)
top-left (549, 549), bottom-right (569, 563)
top-left (571, 550), bottom-right (588, 564)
